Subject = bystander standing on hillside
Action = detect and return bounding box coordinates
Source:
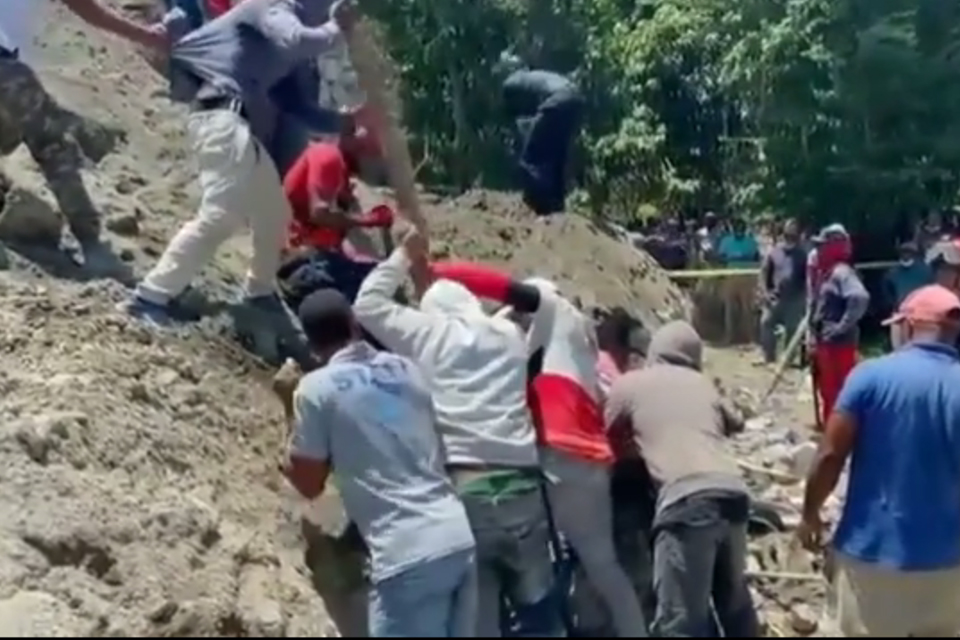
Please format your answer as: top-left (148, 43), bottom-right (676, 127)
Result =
top-left (695, 212), bottom-right (723, 265)
top-left (497, 52), bottom-right (584, 217)
top-left (915, 210), bottom-right (946, 255)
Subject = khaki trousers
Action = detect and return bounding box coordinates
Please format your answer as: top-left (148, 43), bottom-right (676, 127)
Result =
top-left (836, 553), bottom-right (960, 637)
top-left (138, 109), bottom-right (290, 303)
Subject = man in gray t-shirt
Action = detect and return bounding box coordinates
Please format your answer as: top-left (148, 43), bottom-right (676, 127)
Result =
top-left (279, 288), bottom-right (477, 637)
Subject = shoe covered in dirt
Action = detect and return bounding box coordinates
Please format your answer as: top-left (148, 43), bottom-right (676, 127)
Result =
top-left (119, 295), bottom-right (176, 329)
top-left (119, 288), bottom-right (201, 329)
top-left (73, 238), bottom-right (135, 285)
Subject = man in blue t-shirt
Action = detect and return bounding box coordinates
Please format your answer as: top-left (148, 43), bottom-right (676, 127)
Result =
top-left (799, 284), bottom-right (960, 637)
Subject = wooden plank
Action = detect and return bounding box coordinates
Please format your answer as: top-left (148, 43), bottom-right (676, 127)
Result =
top-left (343, 20), bottom-right (426, 232)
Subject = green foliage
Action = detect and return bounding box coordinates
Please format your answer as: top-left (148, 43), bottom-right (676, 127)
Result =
top-left (365, 0), bottom-right (960, 236)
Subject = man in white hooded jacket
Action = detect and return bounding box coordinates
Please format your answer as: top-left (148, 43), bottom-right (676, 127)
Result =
top-left (431, 261), bottom-right (649, 637)
top-left (352, 230), bottom-right (561, 637)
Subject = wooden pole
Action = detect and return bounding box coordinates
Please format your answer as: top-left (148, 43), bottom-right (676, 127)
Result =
top-left (343, 21), bottom-right (427, 233)
top-left (760, 311), bottom-right (809, 405)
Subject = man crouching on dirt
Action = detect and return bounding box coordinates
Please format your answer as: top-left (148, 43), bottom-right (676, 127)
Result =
top-left (277, 112), bottom-right (393, 312)
top-left (274, 288), bottom-right (477, 637)
top-left (353, 228), bottom-right (561, 637)
top-left (605, 320), bottom-right (760, 638)
top-left (430, 262), bottom-right (649, 637)
top-left (809, 224), bottom-right (869, 430)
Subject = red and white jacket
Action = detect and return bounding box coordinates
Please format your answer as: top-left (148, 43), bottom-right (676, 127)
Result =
top-left (432, 262), bottom-right (614, 465)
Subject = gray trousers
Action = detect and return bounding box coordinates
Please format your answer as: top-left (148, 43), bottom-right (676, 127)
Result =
top-left (651, 498), bottom-right (760, 637)
top-left (759, 294), bottom-right (805, 363)
top-left (543, 449), bottom-right (649, 637)
top-left (459, 488), bottom-right (559, 637)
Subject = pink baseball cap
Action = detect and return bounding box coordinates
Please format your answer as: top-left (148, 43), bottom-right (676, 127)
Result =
top-left (882, 285), bottom-right (960, 326)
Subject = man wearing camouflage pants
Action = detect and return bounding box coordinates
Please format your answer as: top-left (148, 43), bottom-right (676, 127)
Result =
top-left (0, 0), bottom-right (165, 254)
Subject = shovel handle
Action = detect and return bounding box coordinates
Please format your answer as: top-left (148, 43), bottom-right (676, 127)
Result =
top-left (344, 21), bottom-right (426, 234)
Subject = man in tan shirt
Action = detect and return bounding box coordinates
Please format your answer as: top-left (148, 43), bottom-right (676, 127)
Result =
top-left (604, 320), bottom-right (760, 638)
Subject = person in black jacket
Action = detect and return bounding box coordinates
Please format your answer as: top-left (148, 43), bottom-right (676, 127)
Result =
top-left (499, 52), bottom-right (584, 216)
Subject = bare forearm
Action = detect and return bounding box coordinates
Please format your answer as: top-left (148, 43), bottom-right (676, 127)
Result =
top-left (61, 0), bottom-right (164, 48)
top-left (802, 455), bottom-right (843, 521)
top-left (279, 393), bottom-right (296, 438)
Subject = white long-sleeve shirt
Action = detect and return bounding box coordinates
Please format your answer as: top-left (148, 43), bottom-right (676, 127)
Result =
top-left (352, 249), bottom-right (539, 468)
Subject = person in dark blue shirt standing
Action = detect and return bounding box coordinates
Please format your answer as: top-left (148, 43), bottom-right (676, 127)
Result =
top-left (799, 284), bottom-right (960, 637)
top-left (498, 52), bottom-right (583, 216)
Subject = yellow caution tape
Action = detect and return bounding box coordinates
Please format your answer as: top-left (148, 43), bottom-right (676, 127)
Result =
top-left (667, 261), bottom-right (898, 280)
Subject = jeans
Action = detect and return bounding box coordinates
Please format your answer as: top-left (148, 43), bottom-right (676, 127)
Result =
top-left (369, 548), bottom-right (479, 637)
top-left (759, 294), bottom-right (805, 363)
top-left (137, 110), bottom-right (290, 303)
top-left (610, 460), bottom-right (658, 627)
top-left (651, 494), bottom-right (760, 637)
top-left (543, 449), bottom-right (649, 637)
top-left (459, 487), bottom-right (562, 637)
top-left (516, 94), bottom-right (583, 216)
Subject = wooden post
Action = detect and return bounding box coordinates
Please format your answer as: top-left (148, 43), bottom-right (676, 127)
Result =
top-left (759, 311), bottom-right (809, 406)
top-left (343, 21), bottom-right (427, 233)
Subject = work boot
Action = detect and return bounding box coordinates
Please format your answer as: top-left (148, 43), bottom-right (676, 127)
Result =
top-left (69, 237), bottom-right (135, 285)
top-left (71, 118), bottom-right (126, 164)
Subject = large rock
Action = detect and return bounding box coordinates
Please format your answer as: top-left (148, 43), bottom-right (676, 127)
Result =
top-left (0, 151), bottom-right (64, 245)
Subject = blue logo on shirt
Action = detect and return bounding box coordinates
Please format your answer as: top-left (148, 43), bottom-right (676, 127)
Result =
top-left (330, 359), bottom-right (415, 426)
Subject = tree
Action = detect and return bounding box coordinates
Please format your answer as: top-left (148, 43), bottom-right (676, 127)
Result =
top-left (364, 0), bottom-right (960, 244)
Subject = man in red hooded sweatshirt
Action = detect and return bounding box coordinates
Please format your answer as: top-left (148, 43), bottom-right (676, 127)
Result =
top-left (810, 224), bottom-right (870, 430)
top-left (431, 262), bottom-right (650, 637)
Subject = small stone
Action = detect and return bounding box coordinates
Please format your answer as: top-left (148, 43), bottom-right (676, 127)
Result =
top-left (15, 419), bottom-right (55, 465)
top-left (788, 442), bottom-right (818, 477)
top-left (0, 182), bottom-right (63, 245)
top-left (745, 416), bottom-right (771, 431)
top-left (789, 603), bottom-right (819, 635)
top-left (105, 213), bottom-right (140, 236)
top-left (236, 564), bottom-right (286, 636)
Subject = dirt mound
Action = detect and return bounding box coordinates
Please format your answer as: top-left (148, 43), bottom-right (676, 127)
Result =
top-left (418, 189), bottom-right (690, 328)
top-left (0, 276), bottom-right (337, 637)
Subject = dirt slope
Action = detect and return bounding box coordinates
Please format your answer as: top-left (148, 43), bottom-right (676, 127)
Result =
top-left (0, 276), bottom-right (336, 637)
top-left (0, 1), bottom-right (688, 637)
top-left (419, 189), bottom-right (690, 327)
